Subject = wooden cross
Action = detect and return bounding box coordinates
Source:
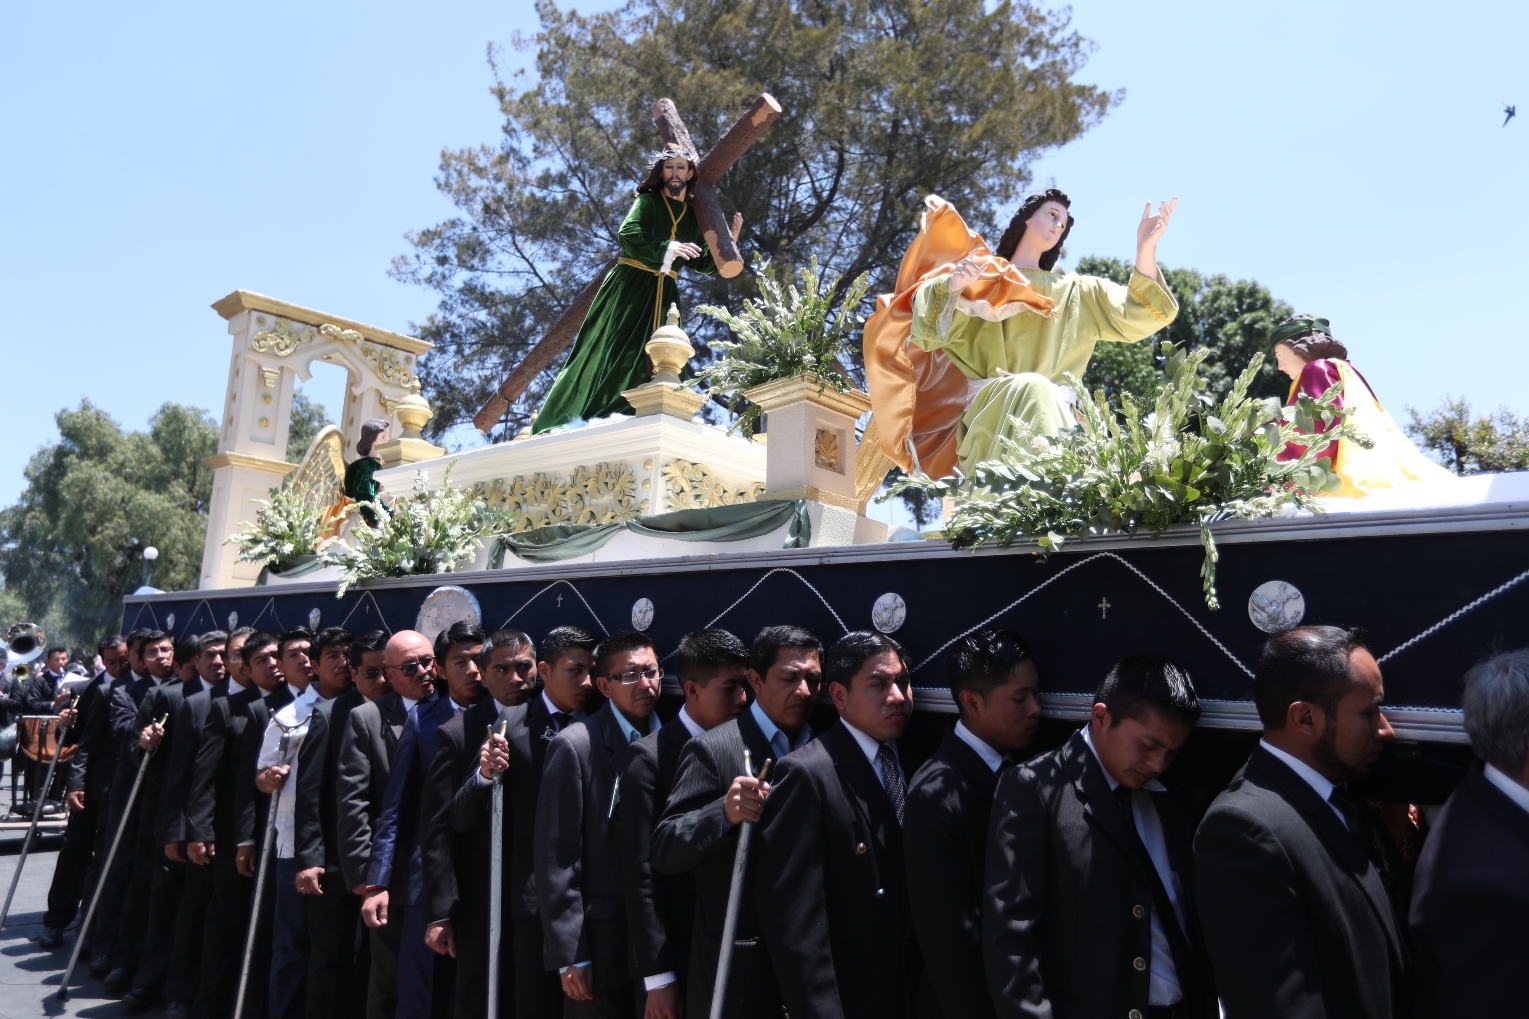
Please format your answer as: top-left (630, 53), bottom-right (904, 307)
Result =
top-left (472, 94), bottom-right (783, 433)
top-left (1098, 597), bottom-right (1112, 620)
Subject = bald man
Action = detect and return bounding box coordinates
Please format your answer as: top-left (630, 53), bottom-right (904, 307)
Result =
top-left (338, 631), bottom-right (437, 1019)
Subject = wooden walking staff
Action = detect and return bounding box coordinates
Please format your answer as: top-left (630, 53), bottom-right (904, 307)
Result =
top-left (56, 712), bottom-right (168, 1002)
top-left (233, 714), bottom-right (307, 1019)
top-left (486, 719), bottom-right (509, 1019)
top-left (709, 750), bottom-right (772, 1019)
top-left (471, 93), bottom-right (782, 433)
top-left (1, 701), bottom-right (79, 932)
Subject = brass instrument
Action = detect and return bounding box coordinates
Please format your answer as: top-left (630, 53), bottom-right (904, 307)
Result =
top-left (2, 622), bottom-right (44, 684)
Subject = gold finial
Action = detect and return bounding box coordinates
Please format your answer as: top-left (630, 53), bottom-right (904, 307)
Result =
top-left (645, 303), bottom-right (694, 385)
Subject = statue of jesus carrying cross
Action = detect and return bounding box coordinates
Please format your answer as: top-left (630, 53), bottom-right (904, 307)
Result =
top-left (473, 95), bottom-right (782, 436)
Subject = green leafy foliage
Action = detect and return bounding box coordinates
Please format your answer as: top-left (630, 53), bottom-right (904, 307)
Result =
top-left (0, 402), bottom-right (217, 647)
top-left (1405, 397), bottom-right (1529, 475)
top-left (890, 344), bottom-right (1371, 609)
top-left (224, 487), bottom-right (333, 570)
top-left (392, 0), bottom-right (1118, 441)
top-left (691, 255), bottom-right (869, 436)
top-left (1076, 257), bottom-right (1292, 410)
top-left (321, 464), bottom-right (516, 597)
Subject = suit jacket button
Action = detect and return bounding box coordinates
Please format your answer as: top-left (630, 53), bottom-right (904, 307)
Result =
top-left (1132, 904), bottom-right (1146, 918)
top-left (1129, 1011), bottom-right (1143, 1019)
top-left (855, 842), bottom-right (867, 855)
top-left (1132, 957), bottom-right (1147, 971)
top-left (875, 888), bottom-right (885, 899)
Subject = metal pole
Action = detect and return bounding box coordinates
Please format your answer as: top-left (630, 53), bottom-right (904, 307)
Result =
top-left (233, 722), bottom-right (297, 1019)
top-left (486, 719), bottom-right (508, 1018)
top-left (708, 753), bottom-right (772, 1019)
top-left (0, 710), bottom-right (75, 930)
top-left (56, 711), bottom-right (167, 1001)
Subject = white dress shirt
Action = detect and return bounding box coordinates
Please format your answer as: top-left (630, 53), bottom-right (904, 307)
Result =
top-left (1259, 739), bottom-right (1349, 828)
top-left (954, 720), bottom-right (1006, 772)
top-left (256, 687), bottom-right (326, 858)
top-left (1484, 763), bottom-right (1529, 815)
top-left (1082, 726), bottom-right (1184, 1008)
top-left (676, 705), bottom-right (704, 739)
top-left (839, 719), bottom-right (905, 789)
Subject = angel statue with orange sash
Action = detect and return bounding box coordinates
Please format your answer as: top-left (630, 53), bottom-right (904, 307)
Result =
top-left (532, 146), bottom-right (744, 434)
top-left (861, 190), bottom-right (1178, 480)
top-left (1271, 314), bottom-right (1456, 498)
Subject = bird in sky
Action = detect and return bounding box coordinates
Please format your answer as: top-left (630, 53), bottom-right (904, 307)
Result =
top-left (1505, 103), bottom-right (1517, 127)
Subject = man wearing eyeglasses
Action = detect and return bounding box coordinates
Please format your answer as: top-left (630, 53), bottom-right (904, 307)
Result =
top-left (364, 621), bottom-right (486, 1019)
top-left (337, 629), bottom-right (433, 1019)
top-left (419, 627), bottom-right (537, 1019)
top-left (904, 628), bottom-right (1041, 1019)
top-left (536, 629), bottom-right (664, 1017)
top-left (464, 624), bottom-right (598, 1019)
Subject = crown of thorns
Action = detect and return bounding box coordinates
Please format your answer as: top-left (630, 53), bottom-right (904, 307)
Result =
top-left (649, 145), bottom-right (699, 165)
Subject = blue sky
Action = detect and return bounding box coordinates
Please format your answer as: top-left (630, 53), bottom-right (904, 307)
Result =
top-left (3, 1), bottom-right (1526, 513)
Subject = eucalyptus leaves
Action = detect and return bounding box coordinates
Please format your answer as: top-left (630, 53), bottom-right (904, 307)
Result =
top-left (323, 464), bottom-right (516, 597)
top-left (891, 344), bottom-right (1370, 609)
top-left (692, 254), bottom-right (869, 437)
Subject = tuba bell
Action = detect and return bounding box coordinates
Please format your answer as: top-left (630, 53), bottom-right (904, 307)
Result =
top-left (2, 622), bottom-right (46, 683)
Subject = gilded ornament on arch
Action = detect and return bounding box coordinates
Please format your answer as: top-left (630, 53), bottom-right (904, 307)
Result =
top-left (662, 459), bottom-right (766, 510)
top-left (361, 341), bottom-right (416, 387)
top-left (259, 368), bottom-right (281, 389)
top-left (814, 428), bottom-right (841, 472)
top-left (251, 317), bottom-right (317, 357)
top-left (319, 323), bottom-right (364, 345)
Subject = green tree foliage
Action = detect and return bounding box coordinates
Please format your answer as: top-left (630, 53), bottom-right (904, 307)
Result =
top-left (393, 0), bottom-right (1119, 441)
top-left (1405, 398), bottom-right (1529, 475)
top-left (0, 402), bottom-right (217, 646)
top-left (1076, 256), bottom-right (1292, 409)
top-left (286, 391), bottom-right (332, 463)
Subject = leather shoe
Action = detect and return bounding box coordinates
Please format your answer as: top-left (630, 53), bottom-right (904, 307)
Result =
top-left (88, 954), bottom-right (110, 978)
top-left (103, 967), bottom-right (132, 994)
top-left (37, 928), bottom-right (63, 949)
top-left (121, 987), bottom-right (159, 1010)
top-left (165, 1000), bottom-right (191, 1019)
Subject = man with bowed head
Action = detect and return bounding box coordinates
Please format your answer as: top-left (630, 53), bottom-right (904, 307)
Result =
top-left (754, 631), bottom-right (917, 1019)
top-left (985, 656), bottom-right (1215, 1019)
top-left (905, 629), bottom-right (1041, 1019)
top-left (1194, 626), bottom-right (1409, 1019)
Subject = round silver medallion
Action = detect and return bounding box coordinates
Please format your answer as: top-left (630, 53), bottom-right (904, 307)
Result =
top-left (227, 611), bottom-right (239, 630)
top-left (871, 593), bottom-right (907, 634)
top-left (631, 598), bottom-right (655, 631)
top-left (416, 585), bottom-right (483, 643)
top-left (165, 613), bottom-right (176, 632)
top-left (309, 608), bottom-right (322, 630)
top-left (1248, 580), bottom-right (1306, 633)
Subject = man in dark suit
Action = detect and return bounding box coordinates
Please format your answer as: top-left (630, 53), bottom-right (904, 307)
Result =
top-left (986, 657), bottom-right (1214, 1019)
top-left (461, 624), bottom-right (597, 1019)
top-left (102, 629), bottom-right (191, 996)
top-left (536, 629), bottom-right (665, 1017)
top-left (420, 628), bottom-right (536, 1019)
top-left (1411, 649), bottom-right (1529, 1017)
top-left (40, 634), bottom-right (133, 949)
top-left (148, 630), bottom-right (231, 1015)
top-left (652, 624), bottom-right (822, 1018)
top-left (755, 630), bottom-right (915, 1019)
top-left (1194, 625), bottom-right (1408, 1019)
top-left (362, 625), bottom-right (479, 1019)
top-left (905, 629), bottom-right (1040, 1019)
top-left (339, 630), bottom-right (428, 1019)
top-left (88, 628), bottom-right (167, 977)
top-left (295, 629), bottom-right (389, 1019)
top-left (618, 628), bottom-right (749, 1018)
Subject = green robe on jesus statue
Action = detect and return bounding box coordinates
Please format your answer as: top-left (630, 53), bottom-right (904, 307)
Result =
top-left (533, 149), bottom-right (736, 434)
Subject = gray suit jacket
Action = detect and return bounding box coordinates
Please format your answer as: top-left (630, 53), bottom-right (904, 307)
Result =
top-left (336, 691), bottom-right (408, 890)
top-left (652, 707), bottom-right (781, 1018)
top-left (534, 701), bottom-right (638, 987)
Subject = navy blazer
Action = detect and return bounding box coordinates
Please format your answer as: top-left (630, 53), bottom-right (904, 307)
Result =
top-left (366, 692), bottom-right (455, 904)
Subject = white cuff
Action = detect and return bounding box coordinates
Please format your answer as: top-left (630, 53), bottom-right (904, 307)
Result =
top-left (559, 961), bottom-right (592, 974)
top-left (644, 972), bottom-right (679, 991)
top-left (474, 769), bottom-right (493, 787)
top-left (237, 841), bottom-right (255, 847)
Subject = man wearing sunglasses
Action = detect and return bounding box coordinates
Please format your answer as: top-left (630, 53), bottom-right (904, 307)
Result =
top-left (536, 629), bottom-right (663, 1016)
top-left (904, 628), bottom-right (1041, 1019)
